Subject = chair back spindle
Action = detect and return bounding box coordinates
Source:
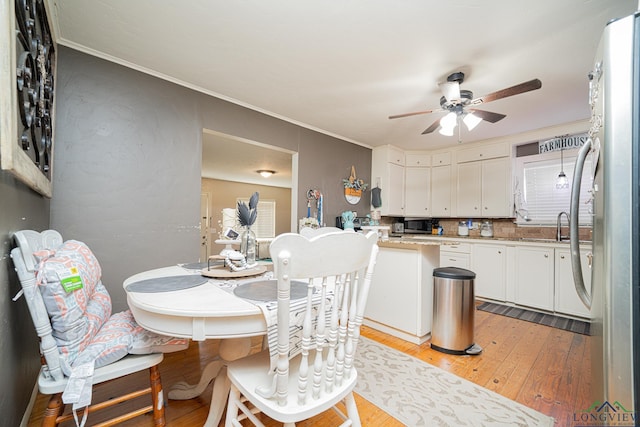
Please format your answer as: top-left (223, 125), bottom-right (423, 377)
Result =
top-left (269, 231), bottom-right (379, 407)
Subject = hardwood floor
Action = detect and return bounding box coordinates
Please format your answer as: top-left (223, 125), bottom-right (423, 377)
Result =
top-left (27, 308), bottom-right (590, 426)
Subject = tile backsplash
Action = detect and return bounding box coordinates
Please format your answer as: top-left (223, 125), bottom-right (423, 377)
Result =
top-left (437, 218), bottom-right (592, 241)
top-left (380, 217), bottom-right (592, 241)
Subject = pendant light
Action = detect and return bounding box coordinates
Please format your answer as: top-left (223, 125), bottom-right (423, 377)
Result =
top-left (556, 148), bottom-right (569, 189)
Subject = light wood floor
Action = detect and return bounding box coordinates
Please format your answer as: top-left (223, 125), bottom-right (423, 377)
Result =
top-left (27, 308), bottom-right (591, 426)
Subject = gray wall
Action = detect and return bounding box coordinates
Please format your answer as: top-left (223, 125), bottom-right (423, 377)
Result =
top-left (52, 46), bottom-right (372, 312)
top-left (0, 170), bottom-right (50, 426)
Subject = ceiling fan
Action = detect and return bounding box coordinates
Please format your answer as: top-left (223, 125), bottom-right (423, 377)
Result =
top-left (389, 72), bottom-right (542, 140)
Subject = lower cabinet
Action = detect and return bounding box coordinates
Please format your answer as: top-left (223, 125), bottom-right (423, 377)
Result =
top-left (514, 246), bottom-right (554, 311)
top-left (555, 247), bottom-right (592, 318)
top-left (439, 243), bottom-right (471, 269)
top-left (472, 244), bottom-right (507, 302)
top-left (364, 245), bottom-right (438, 344)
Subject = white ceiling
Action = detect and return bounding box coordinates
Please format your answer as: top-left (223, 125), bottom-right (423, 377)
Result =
top-left (201, 131), bottom-right (294, 188)
top-left (47, 0), bottom-right (637, 183)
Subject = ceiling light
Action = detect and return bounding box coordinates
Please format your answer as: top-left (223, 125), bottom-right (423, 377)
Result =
top-left (440, 112), bottom-right (457, 129)
top-left (463, 112), bottom-right (482, 131)
top-left (438, 125), bottom-right (454, 136)
top-left (257, 169), bottom-right (276, 178)
top-left (556, 149), bottom-right (569, 189)
top-left (438, 112), bottom-right (457, 136)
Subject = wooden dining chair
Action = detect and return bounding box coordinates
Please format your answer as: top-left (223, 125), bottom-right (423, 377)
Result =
top-left (224, 230), bottom-right (379, 427)
top-left (11, 229), bottom-right (188, 427)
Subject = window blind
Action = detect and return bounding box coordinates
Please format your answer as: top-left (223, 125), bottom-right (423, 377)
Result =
top-left (515, 152), bottom-right (594, 226)
top-left (237, 199), bottom-right (276, 238)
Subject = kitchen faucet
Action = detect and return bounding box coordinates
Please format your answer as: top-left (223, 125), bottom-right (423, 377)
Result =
top-left (557, 211), bottom-right (570, 241)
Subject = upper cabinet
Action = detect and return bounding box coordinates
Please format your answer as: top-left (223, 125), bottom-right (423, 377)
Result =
top-left (372, 145), bottom-right (405, 216)
top-left (404, 153), bottom-right (431, 217)
top-left (456, 143), bottom-right (512, 218)
top-left (430, 152), bottom-right (452, 217)
top-left (370, 143), bottom-right (513, 219)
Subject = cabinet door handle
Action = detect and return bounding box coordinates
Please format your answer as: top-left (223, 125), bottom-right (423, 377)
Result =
top-left (560, 255), bottom-right (565, 259)
top-left (497, 251), bottom-right (502, 254)
top-left (544, 254), bottom-right (549, 258)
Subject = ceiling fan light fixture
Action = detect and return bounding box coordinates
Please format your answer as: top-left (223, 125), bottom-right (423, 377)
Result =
top-left (257, 169), bottom-right (276, 178)
top-left (440, 112), bottom-right (457, 128)
top-left (439, 126), bottom-right (455, 136)
top-left (463, 112), bottom-right (482, 131)
top-left (439, 81), bottom-right (461, 102)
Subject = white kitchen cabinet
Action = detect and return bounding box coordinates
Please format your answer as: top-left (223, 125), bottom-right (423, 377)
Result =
top-left (439, 242), bottom-right (471, 269)
top-left (555, 247), bottom-right (592, 318)
top-left (456, 142), bottom-right (510, 163)
top-left (481, 157), bottom-right (511, 216)
top-left (364, 245), bottom-right (438, 344)
top-left (405, 153), bottom-right (431, 167)
top-left (514, 246), bottom-right (554, 311)
top-left (456, 162), bottom-right (482, 216)
top-left (404, 166), bottom-right (431, 216)
top-left (430, 164), bottom-right (451, 217)
top-left (472, 243), bottom-right (508, 302)
top-left (456, 157), bottom-right (511, 217)
top-left (371, 145), bottom-right (405, 216)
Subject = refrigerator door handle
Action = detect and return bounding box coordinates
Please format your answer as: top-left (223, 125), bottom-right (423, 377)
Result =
top-left (570, 138), bottom-right (592, 309)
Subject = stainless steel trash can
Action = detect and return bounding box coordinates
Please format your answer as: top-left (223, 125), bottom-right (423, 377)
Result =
top-left (431, 267), bottom-right (482, 355)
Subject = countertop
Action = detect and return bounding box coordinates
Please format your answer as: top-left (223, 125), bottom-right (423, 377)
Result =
top-left (379, 234), bottom-right (592, 249)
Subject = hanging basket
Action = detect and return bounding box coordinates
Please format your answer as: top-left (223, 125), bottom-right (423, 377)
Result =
top-left (343, 165), bottom-right (368, 205)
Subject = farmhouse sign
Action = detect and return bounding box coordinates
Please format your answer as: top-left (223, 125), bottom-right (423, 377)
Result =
top-left (538, 133), bottom-right (588, 154)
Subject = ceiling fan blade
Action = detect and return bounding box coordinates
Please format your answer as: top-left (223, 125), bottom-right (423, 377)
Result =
top-left (471, 78), bottom-right (542, 105)
top-left (421, 119), bottom-right (441, 134)
top-left (468, 109), bottom-right (507, 123)
top-left (439, 81), bottom-right (460, 102)
top-left (388, 108), bottom-right (441, 120)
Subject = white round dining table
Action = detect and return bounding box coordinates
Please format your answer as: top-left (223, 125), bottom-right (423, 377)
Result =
top-left (124, 265), bottom-right (269, 427)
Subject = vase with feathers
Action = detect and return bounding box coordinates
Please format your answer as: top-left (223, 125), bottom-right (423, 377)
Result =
top-left (237, 192), bottom-right (259, 265)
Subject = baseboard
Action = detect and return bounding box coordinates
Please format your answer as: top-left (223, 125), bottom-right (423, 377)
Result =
top-left (363, 318), bottom-right (430, 345)
top-left (20, 381), bottom-right (38, 427)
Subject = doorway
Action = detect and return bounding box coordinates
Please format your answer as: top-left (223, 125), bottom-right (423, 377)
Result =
top-left (200, 130), bottom-right (297, 257)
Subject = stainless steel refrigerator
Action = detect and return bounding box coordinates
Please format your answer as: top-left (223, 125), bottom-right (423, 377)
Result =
top-left (571, 11), bottom-right (640, 420)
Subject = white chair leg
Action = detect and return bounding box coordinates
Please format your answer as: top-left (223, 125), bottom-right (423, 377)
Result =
top-left (225, 384), bottom-right (241, 427)
top-left (344, 392), bottom-right (362, 427)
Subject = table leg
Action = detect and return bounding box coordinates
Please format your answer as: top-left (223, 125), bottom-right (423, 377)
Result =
top-left (168, 337), bottom-right (253, 427)
top-left (167, 359), bottom-right (223, 400)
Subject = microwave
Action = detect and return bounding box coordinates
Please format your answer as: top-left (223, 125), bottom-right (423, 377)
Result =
top-left (403, 218), bottom-right (436, 234)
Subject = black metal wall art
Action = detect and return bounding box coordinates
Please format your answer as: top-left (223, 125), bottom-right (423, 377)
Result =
top-left (1, 0), bottom-right (56, 197)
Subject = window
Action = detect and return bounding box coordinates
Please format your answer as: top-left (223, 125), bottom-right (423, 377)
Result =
top-left (514, 150), bottom-right (594, 226)
top-left (236, 198), bottom-right (276, 238)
